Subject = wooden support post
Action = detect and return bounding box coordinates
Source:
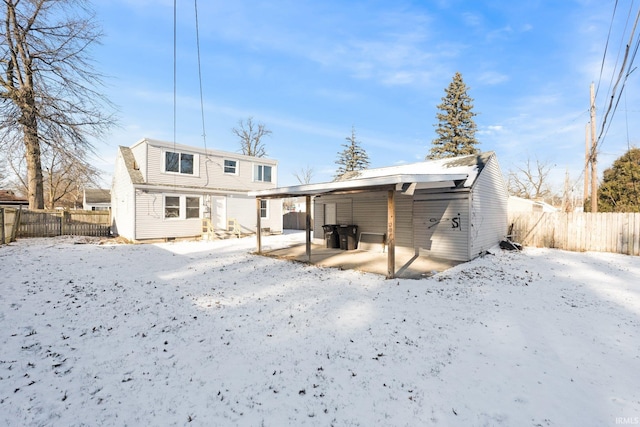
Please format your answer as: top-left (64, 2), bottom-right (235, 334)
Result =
top-left (387, 189), bottom-right (396, 279)
top-left (305, 195), bottom-right (311, 262)
top-left (584, 122), bottom-right (590, 208)
top-left (0, 208), bottom-right (5, 245)
top-left (590, 82), bottom-right (598, 213)
top-left (256, 198), bottom-right (262, 253)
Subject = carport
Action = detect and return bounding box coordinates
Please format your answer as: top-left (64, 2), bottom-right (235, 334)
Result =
top-left (250, 172), bottom-right (468, 279)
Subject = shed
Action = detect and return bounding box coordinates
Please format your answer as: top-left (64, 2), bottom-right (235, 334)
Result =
top-left (251, 152), bottom-right (508, 278)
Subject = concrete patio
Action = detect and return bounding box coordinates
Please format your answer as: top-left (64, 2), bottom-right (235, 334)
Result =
top-left (262, 242), bottom-right (463, 279)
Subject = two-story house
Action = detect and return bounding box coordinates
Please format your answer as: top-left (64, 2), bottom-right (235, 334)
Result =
top-left (111, 138), bottom-right (282, 241)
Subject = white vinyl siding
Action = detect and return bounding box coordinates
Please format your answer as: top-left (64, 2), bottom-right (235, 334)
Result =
top-left (142, 142), bottom-right (277, 190)
top-left (136, 192), bottom-right (202, 239)
top-left (469, 155), bottom-right (509, 257)
top-left (111, 148), bottom-right (137, 239)
top-left (413, 196), bottom-right (469, 261)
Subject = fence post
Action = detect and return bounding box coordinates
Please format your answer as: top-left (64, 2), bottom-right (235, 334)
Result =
top-left (0, 208), bottom-right (5, 245)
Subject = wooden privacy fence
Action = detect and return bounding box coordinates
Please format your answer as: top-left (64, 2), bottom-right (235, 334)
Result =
top-left (509, 211), bottom-right (640, 255)
top-left (283, 211), bottom-right (313, 230)
top-left (16, 209), bottom-right (111, 238)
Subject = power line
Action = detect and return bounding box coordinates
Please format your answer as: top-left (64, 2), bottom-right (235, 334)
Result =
top-left (194, 0), bottom-right (208, 151)
top-left (595, 0), bottom-right (618, 99)
top-left (596, 4), bottom-right (640, 150)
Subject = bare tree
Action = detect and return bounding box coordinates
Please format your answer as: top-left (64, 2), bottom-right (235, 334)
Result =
top-left (507, 157), bottom-right (554, 201)
top-left (0, 0), bottom-right (115, 209)
top-left (232, 117), bottom-right (272, 157)
top-left (293, 165), bottom-right (314, 185)
top-left (6, 141), bottom-right (102, 209)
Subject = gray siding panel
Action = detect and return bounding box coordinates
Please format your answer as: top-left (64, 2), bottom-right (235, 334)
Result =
top-left (469, 155), bottom-right (509, 257)
top-left (396, 194), bottom-right (413, 248)
top-left (352, 193), bottom-right (386, 235)
top-left (413, 196), bottom-right (470, 261)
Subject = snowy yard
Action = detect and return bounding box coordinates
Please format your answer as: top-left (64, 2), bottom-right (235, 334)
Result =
top-left (0, 232), bottom-right (639, 426)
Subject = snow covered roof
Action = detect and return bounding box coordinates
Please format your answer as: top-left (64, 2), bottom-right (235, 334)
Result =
top-left (251, 152), bottom-right (495, 198)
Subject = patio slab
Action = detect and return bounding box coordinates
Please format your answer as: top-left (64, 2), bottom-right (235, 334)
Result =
top-left (262, 243), bottom-right (463, 279)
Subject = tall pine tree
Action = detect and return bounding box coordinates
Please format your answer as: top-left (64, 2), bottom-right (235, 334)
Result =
top-left (335, 126), bottom-right (370, 180)
top-left (428, 72), bottom-right (480, 159)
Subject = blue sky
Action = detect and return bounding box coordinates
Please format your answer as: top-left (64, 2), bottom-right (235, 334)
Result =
top-left (91, 0), bottom-right (639, 192)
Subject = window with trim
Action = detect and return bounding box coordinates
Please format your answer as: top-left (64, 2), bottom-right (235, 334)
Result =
top-left (224, 159), bottom-right (237, 174)
top-left (260, 199), bottom-right (268, 218)
top-left (254, 164), bottom-right (272, 182)
top-left (164, 195), bottom-right (201, 219)
top-left (186, 197), bottom-right (200, 219)
top-left (165, 151), bottom-right (194, 174)
top-left (165, 196), bottom-right (180, 218)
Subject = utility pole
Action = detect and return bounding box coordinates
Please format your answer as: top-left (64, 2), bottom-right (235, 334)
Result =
top-left (584, 123), bottom-right (590, 210)
top-left (590, 82), bottom-right (598, 213)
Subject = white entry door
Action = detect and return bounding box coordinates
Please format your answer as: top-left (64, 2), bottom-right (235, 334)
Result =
top-left (211, 196), bottom-right (227, 230)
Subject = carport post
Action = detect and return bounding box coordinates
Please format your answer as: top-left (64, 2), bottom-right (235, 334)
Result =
top-left (305, 195), bottom-right (311, 262)
top-left (387, 189), bottom-right (396, 279)
top-left (256, 198), bottom-right (262, 254)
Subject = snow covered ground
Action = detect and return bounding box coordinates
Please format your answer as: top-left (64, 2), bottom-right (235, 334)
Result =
top-left (0, 232), bottom-right (638, 426)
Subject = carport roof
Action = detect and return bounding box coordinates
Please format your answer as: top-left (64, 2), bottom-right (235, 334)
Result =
top-left (250, 173), bottom-right (469, 198)
top-left (250, 152), bottom-right (493, 198)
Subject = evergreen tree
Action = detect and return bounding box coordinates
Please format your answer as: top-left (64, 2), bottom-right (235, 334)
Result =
top-left (597, 147), bottom-right (640, 212)
top-left (428, 72), bottom-right (480, 159)
top-left (335, 126), bottom-right (370, 180)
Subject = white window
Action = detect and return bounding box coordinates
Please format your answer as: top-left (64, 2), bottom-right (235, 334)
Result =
top-left (164, 195), bottom-right (201, 219)
top-left (186, 197), bottom-right (200, 219)
top-left (165, 151), bottom-right (195, 175)
top-left (224, 159), bottom-right (238, 174)
top-left (260, 199), bottom-right (268, 219)
top-left (165, 196), bottom-right (180, 218)
top-left (254, 164), bottom-right (272, 182)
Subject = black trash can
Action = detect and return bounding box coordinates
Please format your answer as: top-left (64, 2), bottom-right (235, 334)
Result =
top-left (322, 224), bottom-right (339, 248)
top-left (337, 225), bottom-right (358, 250)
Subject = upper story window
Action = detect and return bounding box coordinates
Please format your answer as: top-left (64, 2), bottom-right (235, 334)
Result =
top-left (165, 151), bottom-right (194, 175)
top-left (254, 164), bottom-right (272, 183)
top-left (224, 159), bottom-right (238, 174)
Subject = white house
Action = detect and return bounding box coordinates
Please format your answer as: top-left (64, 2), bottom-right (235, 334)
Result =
top-left (508, 196), bottom-right (559, 213)
top-left (83, 188), bottom-right (111, 211)
top-left (111, 138), bottom-right (282, 241)
top-left (253, 152), bottom-right (508, 266)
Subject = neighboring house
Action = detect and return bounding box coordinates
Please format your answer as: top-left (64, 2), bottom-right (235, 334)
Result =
top-left (111, 138), bottom-right (282, 241)
top-left (253, 152), bottom-right (508, 263)
top-left (508, 196), bottom-right (559, 213)
top-left (0, 190), bottom-right (29, 208)
top-left (83, 188), bottom-right (111, 211)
